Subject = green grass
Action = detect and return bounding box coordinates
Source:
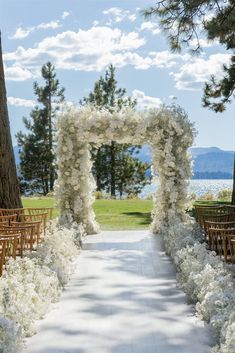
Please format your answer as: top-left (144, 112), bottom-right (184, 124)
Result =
top-left (93, 199), bottom-right (152, 230)
top-left (22, 197), bottom-right (153, 230)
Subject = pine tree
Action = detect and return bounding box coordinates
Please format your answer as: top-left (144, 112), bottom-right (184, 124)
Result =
top-left (143, 1), bottom-right (235, 112)
top-left (81, 64), bottom-right (149, 198)
top-left (0, 33), bottom-right (22, 208)
top-left (17, 62), bottom-right (64, 195)
top-left (144, 0), bottom-right (235, 204)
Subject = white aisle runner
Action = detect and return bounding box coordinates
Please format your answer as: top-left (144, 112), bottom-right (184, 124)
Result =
top-left (25, 230), bottom-right (213, 353)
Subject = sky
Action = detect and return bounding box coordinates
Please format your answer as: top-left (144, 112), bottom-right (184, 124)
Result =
top-left (1, 0), bottom-right (235, 150)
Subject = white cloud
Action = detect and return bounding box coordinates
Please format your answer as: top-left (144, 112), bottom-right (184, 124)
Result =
top-left (37, 21), bottom-right (61, 30)
top-left (103, 7), bottom-right (137, 23)
top-left (7, 96), bottom-right (35, 107)
top-left (5, 27), bottom-right (193, 77)
top-left (10, 27), bottom-right (31, 39)
top-left (4, 27), bottom-right (147, 73)
top-left (128, 14), bottom-right (137, 22)
top-left (61, 11), bottom-right (70, 20)
top-left (140, 21), bottom-right (161, 35)
top-left (5, 66), bottom-right (33, 81)
top-left (171, 53), bottom-right (231, 90)
top-left (9, 13), bottom-right (66, 40)
top-left (149, 51), bottom-right (190, 68)
top-left (5, 24), bottom-right (201, 78)
top-left (132, 89), bottom-right (162, 110)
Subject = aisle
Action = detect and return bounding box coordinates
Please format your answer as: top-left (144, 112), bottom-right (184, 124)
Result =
top-left (25, 230), bottom-right (213, 353)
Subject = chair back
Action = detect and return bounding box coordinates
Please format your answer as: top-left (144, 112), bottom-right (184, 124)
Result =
top-left (207, 227), bottom-right (235, 262)
top-left (194, 205), bottom-right (227, 227)
top-left (11, 221), bottom-right (42, 244)
top-left (20, 212), bottom-right (48, 234)
top-left (27, 207), bottom-right (53, 220)
top-left (0, 225), bottom-right (36, 252)
top-left (0, 214), bottom-right (17, 224)
top-left (0, 208), bottom-right (25, 217)
top-left (0, 235), bottom-right (20, 275)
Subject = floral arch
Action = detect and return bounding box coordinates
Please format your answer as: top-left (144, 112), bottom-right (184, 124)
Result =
top-left (55, 105), bottom-right (194, 235)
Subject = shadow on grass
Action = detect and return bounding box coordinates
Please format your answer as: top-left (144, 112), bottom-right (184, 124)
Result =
top-left (121, 211), bottom-right (151, 225)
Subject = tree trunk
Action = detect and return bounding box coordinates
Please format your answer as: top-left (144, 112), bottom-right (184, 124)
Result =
top-left (0, 33), bottom-right (22, 208)
top-left (110, 141), bottom-right (116, 198)
top-left (232, 154), bottom-right (235, 205)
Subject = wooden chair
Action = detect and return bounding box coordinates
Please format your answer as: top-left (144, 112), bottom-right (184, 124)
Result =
top-left (11, 221), bottom-right (42, 244)
top-left (194, 205), bottom-right (227, 228)
top-left (26, 207), bottom-right (53, 221)
top-left (231, 239), bottom-right (235, 264)
top-left (0, 235), bottom-right (20, 275)
top-left (201, 214), bottom-right (232, 243)
top-left (0, 225), bottom-right (36, 252)
top-left (204, 220), bottom-right (235, 249)
top-left (223, 205), bottom-right (235, 220)
top-left (0, 227), bottom-right (25, 257)
top-left (0, 221), bottom-right (10, 227)
top-left (0, 214), bottom-right (17, 224)
top-left (0, 208), bottom-right (25, 217)
top-left (207, 227), bottom-right (235, 263)
top-left (20, 212), bottom-right (48, 235)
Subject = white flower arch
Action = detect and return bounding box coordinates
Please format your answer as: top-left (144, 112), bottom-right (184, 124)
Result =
top-left (55, 105), bottom-right (195, 235)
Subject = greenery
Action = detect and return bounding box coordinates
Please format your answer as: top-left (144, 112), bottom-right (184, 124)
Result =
top-left (81, 64), bottom-right (150, 198)
top-left (143, 1), bottom-right (235, 113)
top-left (17, 62), bottom-right (65, 195)
top-left (22, 197), bottom-right (152, 230)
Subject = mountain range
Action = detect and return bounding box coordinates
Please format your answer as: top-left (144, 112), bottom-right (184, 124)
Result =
top-left (136, 146), bottom-right (234, 179)
top-left (14, 145), bottom-right (234, 179)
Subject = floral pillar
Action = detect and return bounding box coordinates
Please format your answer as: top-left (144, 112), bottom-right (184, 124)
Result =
top-left (150, 108), bottom-right (194, 254)
top-left (56, 111), bottom-right (99, 234)
top-left (71, 143), bottom-right (99, 234)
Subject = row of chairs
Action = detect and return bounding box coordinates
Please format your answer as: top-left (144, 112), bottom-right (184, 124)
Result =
top-left (0, 207), bottom-right (53, 275)
top-left (194, 204), bottom-right (235, 263)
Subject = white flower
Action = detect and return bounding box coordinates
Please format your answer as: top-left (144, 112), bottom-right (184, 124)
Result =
top-left (0, 219), bottom-right (83, 351)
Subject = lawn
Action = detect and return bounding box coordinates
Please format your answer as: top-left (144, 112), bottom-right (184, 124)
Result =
top-left (22, 197), bottom-right (153, 230)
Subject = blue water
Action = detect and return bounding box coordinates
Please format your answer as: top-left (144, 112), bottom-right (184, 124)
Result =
top-left (140, 179), bottom-right (233, 198)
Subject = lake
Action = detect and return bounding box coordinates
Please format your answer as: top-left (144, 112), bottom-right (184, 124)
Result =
top-left (140, 179), bottom-right (233, 198)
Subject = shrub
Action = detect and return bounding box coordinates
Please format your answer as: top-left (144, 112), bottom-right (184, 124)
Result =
top-left (217, 189), bottom-right (232, 201)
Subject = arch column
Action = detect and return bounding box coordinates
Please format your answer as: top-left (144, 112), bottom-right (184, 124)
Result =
top-left (56, 120), bottom-right (99, 234)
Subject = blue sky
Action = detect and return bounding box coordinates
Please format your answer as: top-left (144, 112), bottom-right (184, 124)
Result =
top-left (1, 0), bottom-right (235, 149)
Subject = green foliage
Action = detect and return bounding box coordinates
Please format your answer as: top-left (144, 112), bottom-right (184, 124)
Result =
top-left (81, 64), bottom-right (149, 198)
top-left (143, 0), bottom-right (235, 112)
top-left (16, 62), bottom-right (64, 195)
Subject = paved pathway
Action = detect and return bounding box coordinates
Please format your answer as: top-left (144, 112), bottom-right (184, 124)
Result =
top-left (25, 230), bottom-right (213, 353)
